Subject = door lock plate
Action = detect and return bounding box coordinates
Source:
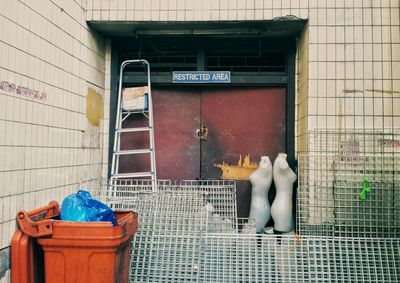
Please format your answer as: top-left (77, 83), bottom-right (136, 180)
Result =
top-left (196, 127), bottom-right (208, 141)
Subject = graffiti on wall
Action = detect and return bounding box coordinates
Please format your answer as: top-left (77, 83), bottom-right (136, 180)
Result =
top-left (0, 80), bottom-right (47, 101)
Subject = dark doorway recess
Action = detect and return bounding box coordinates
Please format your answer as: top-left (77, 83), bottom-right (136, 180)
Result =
top-left (110, 36), bottom-right (296, 165)
top-left (109, 34), bottom-right (298, 218)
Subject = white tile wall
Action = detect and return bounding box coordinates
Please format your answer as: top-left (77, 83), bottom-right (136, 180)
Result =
top-left (2, 0), bottom-right (400, 278)
top-left (88, 0), bottom-right (309, 21)
top-left (86, 0), bottom-right (400, 138)
top-left (306, 1), bottom-right (400, 133)
top-left (0, 2), bottom-right (107, 280)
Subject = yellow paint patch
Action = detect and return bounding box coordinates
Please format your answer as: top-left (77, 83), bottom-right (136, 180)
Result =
top-left (214, 154), bottom-right (258, 180)
top-left (86, 88), bottom-right (104, 127)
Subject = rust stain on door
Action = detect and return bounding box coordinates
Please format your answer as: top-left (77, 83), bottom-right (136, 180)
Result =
top-left (214, 154), bottom-right (257, 180)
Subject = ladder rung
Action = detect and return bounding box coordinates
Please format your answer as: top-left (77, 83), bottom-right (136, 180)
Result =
top-left (112, 172), bottom-right (154, 178)
top-left (115, 149), bottom-right (152, 155)
top-left (116, 127), bottom-right (151, 133)
top-left (121, 110), bottom-right (149, 115)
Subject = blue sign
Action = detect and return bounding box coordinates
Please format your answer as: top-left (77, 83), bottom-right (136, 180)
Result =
top-left (173, 71), bottom-right (231, 83)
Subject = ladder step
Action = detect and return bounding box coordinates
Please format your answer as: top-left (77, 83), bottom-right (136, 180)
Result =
top-left (116, 127), bottom-right (151, 133)
top-left (121, 110), bottom-right (149, 115)
top-left (112, 172), bottom-right (154, 178)
top-left (115, 149), bottom-right (152, 155)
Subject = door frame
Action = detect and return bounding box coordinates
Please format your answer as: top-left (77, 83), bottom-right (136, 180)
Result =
top-left (108, 37), bottom-right (297, 177)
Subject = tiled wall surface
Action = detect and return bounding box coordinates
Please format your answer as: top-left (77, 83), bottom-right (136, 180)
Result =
top-left (87, 0), bottom-right (310, 21)
top-left (306, 0), bottom-right (400, 132)
top-left (0, 1), bottom-right (107, 280)
top-left (88, 0), bottom-right (400, 141)
top-left (296, 27), bottom-right (309, 154)
top-left (1, 0), bottom-right (399, 281)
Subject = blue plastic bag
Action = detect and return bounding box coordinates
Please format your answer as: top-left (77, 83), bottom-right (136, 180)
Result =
top-left (60, 190), bottom-right (117, 226)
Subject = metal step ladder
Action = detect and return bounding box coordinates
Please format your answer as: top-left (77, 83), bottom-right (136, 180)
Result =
top-left (110, 59), bottom-right (157, 189)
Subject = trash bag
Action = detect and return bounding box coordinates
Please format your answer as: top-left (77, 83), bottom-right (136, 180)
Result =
top-left (60, 190), bottom-right (116, 226)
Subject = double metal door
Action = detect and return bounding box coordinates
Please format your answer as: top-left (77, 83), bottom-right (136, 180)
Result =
top-left (118, 86), bottom-right (286, 182)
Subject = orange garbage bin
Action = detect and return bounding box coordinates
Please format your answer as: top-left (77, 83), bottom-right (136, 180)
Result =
top-left (11, 201), bottom-right (138, 283)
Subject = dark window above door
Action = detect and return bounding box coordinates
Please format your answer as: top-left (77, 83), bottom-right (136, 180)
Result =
top-left (115, 37), bottom-right (294, 85)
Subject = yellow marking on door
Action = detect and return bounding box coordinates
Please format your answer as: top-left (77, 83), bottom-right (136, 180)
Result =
top-left (214, 154), bottom-right (258, 180)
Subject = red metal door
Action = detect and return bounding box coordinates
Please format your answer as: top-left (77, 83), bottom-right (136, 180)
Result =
top-left (119, 86), bottom-right (287, 216)
top-left (200, 87), bottom-right (286, 178)
top-left (118, 87), bottom-right (201, 180)
top-left (200, 87), bottom-right (286, 217)
top-left (153, 87), bottom-right (201, 180)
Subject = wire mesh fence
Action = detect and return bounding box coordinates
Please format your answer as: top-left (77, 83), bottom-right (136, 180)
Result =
top-left (82, 178), bottom-right (238, 283)
top-left (298, 130), bottom-right (400, 238)
top-left (198, 234), bottom-right (400, 283)
top-left (81, 176), bottom-right (400, 282)
top-left (81, 178), bottom-right (238, 220)
top-left (307, 129), bottom-right (400, 158)
top-left (297, 154), bottom-right (400, 238)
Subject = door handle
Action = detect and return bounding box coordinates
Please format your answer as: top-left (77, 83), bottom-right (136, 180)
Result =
top-left (196, 127), bottom-right (208, 141)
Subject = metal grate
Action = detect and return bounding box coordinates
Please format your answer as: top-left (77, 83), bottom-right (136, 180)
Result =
top-left (297, 154), bottom-right (400, 238)
top-left (127, 182), bottom-right (237, 283)
top-left (83, 179), bottom-right (238, 283)
top-left (129, 194), bottom-right (209, 283)
top-left (198, 234), bottom-right (400, 283)
top-left (81, 178), bottom-right (237, 219)
top-left (83, 178), bottom-right (400, 282)
top-left (298, 130), bottom-right (400, 238)
top-left (307, 129), bottom-right (400, 157)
